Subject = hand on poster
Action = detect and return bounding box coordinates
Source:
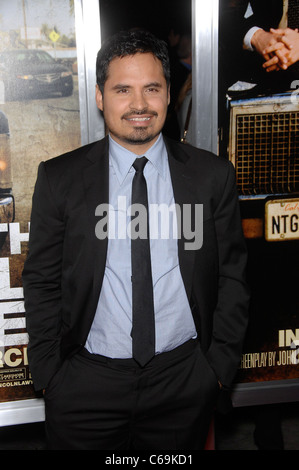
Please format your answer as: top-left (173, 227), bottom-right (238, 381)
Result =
top-left (262, 28), bottom-right (299, 71)
top-left (250, 28), bottom-right (282, 70)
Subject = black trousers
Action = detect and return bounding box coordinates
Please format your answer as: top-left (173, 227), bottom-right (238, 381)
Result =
top-left (44, 339), bottom-right (219, 450)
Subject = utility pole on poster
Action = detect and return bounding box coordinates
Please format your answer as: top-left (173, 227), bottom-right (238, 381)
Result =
top-left (21, 0), bottom-right (28, 48)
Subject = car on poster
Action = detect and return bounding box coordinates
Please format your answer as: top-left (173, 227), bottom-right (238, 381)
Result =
top-left (0, 109), bottom-right (14, 250)
top-left (0, 49), bottom-right (73, 101)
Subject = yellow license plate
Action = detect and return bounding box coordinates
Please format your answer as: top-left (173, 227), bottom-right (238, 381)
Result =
top-left (265, 198), bottom-right (299, 241)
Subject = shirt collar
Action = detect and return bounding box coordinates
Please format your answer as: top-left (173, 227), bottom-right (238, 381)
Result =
top-left (109, 134), bottom-right (167, 186)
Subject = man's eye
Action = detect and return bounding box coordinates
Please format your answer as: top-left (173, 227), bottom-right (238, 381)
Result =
top-left (117, 88), bottom-right (128, 93)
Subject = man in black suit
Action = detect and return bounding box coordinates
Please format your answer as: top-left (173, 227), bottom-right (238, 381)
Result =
top-left (220, 0), bottom-right (299, 92)
top-left (22, 30), bottom-right (249, 450)
top-left (241, 0), bottom-right (299, 73)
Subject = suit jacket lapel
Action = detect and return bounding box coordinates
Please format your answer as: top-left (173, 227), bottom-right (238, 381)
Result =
top-left (164, 138), bottom-right (198, 301)
top-left (83, 137), bottom-right (109, 309)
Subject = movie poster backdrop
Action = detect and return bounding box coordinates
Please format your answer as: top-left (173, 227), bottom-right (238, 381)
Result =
top-left (218, 2), bottom-right (299, 388)
top-left (0, 0), bottom-right (81, 402)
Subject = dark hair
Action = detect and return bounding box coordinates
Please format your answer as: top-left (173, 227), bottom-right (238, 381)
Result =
top-left (96, 30), bottom-right (170, 92)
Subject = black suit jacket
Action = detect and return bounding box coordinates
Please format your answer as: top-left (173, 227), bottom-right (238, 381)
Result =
top-left (23, 136), bottom-right (249, 392)
top-left (220, 0), bottom-right (283, 42)
top-left (241, 0), bottom-right (283, 36)
top-left (219, 0), bottom-right (284, 88)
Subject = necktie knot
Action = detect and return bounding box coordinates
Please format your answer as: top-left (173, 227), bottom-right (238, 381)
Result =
top-left (133, 156), bottom-right (148, 173)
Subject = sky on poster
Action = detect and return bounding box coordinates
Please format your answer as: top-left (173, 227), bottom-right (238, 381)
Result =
top-left (0, 0), bottom-right (75, 36)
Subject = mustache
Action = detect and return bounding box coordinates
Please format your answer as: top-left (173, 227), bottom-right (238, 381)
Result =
top-left (121, 109), bottom-right (158, 119)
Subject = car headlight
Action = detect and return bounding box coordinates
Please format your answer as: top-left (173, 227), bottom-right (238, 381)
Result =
top-left (17, 74), bottom-right (34, 80)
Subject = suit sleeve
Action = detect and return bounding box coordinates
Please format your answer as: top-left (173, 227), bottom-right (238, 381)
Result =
top-left (242, 0), bottom-right (283, 35)
top-left (22, 162), bottom-right (65, 391)
top-left (206, 161), bottom-right (250, 389)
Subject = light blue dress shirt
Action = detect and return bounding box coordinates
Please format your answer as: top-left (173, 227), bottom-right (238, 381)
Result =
top-left (85, 134), bottom-right (197, 358)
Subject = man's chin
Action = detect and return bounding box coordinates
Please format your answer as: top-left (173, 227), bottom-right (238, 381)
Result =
top-left (123, 129), bottom-right (159, 146)
top-left (124, 136), bottom-right (154, 146)
top-left (109, 127), bottom-right (162, 150)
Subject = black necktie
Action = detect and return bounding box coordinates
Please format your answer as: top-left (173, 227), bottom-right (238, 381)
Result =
top-left (288, 0), bottom-right (299, 29)
top-left (131, 157), bottom-right (155, 367)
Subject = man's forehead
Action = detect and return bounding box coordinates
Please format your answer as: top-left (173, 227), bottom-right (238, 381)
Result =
top-left (107, 53), bottom-right (164, 74)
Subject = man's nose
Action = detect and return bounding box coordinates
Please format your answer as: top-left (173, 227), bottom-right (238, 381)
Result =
top-left (130, 90), bottom-right (147, 110)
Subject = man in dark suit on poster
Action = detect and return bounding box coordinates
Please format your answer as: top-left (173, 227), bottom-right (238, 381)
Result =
top-left (220, 0), bottom-right (299, 92)
top-left (22, 30), bottom-right (249, 450)
top-left (241, 0), bottom-right (299, 74)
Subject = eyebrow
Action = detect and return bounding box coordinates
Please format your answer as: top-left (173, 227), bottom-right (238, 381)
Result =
top-left (144, 82), bottom-right (163, 88)
top-left (111, 82), bottom-right (163, 91)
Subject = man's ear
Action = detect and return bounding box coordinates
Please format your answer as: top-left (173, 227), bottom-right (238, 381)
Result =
top-left (95, 84), bottom-right (103, 111)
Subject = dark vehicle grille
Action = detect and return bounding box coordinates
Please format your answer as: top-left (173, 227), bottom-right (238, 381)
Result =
top-left (229, 95), bottom-right (299, 196)
top-left (36, 73), bottom-right (61, 83)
